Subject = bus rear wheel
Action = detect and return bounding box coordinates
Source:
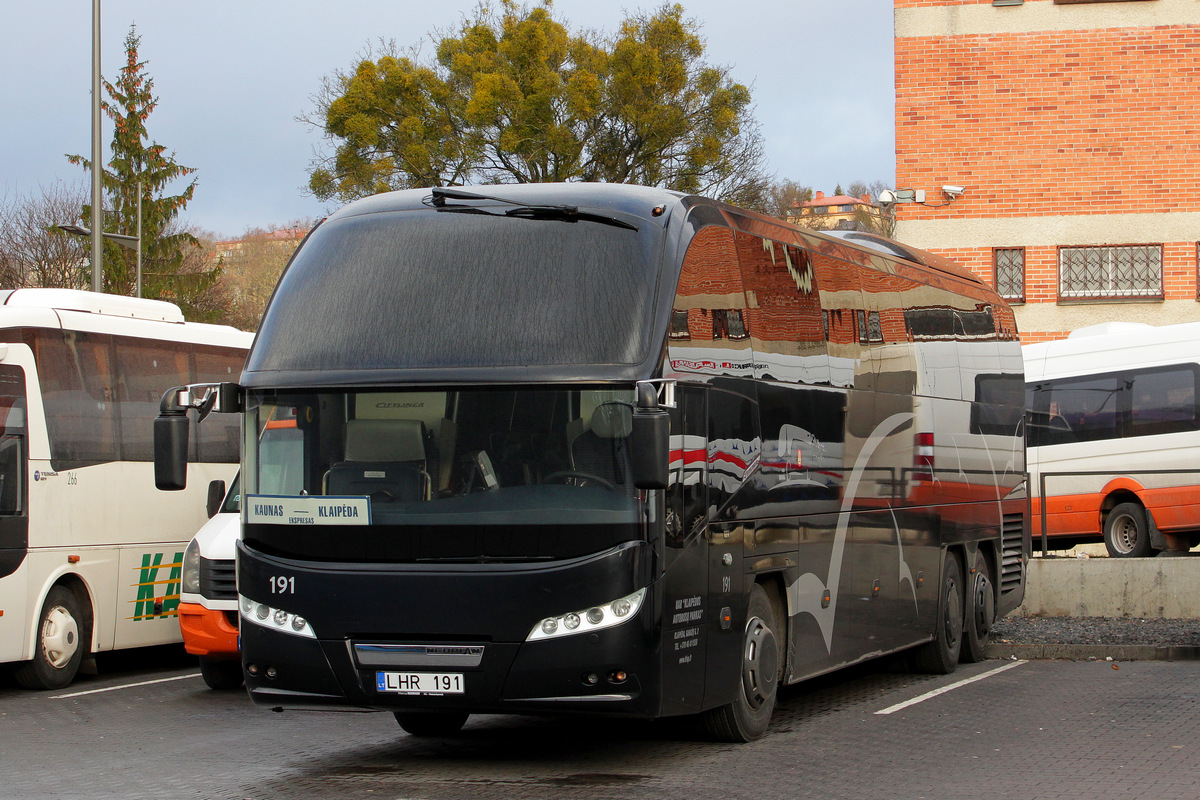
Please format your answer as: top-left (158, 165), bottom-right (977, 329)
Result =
top-left (960, 550), bottom-right (995, 663)
top-left (1105, 502), bottom-right (1153, 558)
top-left (15, 585), bottom-right (86, 690)
top-left (702, 583), bottom-right (779, 742)
top-left (393, 711), bottom-right (470, 737)
top-left (911, 550), bottom-right (963, 675)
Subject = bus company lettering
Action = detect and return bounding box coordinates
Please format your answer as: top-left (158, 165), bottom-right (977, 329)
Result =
top-left (671, 595), bottom-right (703, 625)
top-left (318, 504), bottom-right (360, 519)
top-left (131, 551), bottom-right (183, 621)
top-left (255, 503), bottom-right (284, 517)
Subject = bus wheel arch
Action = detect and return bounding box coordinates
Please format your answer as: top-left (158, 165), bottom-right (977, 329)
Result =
top-left (702, 580), bottom-right (782, 742)
top-left (15, 578), bottom-right (93, 690)
top-left (961, 546), bottom-right (996, 663)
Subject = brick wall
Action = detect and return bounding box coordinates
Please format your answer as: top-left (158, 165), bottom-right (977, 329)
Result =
top-left (893, 0), bottom-right (1200, 343)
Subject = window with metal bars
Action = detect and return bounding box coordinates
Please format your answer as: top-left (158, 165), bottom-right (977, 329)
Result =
top-left (994, 248), bottom-right (1024, 302)
top-left (1058, 245), bottom-right (1162, 300)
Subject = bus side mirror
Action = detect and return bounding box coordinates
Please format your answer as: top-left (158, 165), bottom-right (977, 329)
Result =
top-left (631, 411), bottom-right (669, 489)
top-left (206, 479), bottom-right (227, 518)
top-left (154, 412), bottom-right (189, 490)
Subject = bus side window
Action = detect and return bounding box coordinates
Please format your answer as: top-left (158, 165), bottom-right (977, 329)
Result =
top-left (666, 387), bottom-right (707, 548)
top-left (707, 384), bottom-right (761, 522)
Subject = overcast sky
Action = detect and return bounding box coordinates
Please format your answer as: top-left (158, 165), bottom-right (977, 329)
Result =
top-left (0, 1), bottom-right (895, 238)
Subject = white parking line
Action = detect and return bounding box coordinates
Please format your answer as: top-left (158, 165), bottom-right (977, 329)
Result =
top-left (875, 660), bottom-right (1028, 715)
top-left (50, 672), bottom-right (202, 699)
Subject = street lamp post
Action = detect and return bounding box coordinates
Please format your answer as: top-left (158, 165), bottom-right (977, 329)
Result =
top-left (91, 0), bottom-right (103, 293)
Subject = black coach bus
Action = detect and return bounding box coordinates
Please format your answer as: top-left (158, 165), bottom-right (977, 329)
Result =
top-left (154, 183), bottom-right (1028, 741)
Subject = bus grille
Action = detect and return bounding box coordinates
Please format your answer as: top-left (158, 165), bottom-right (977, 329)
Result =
top-left (201, 558), bottom-right (237, 601)
top-left (1000, 512), bottom-right (1024, 594)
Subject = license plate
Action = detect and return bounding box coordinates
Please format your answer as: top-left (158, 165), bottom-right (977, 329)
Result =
top-left (376, 671), bottom-right (465, 695)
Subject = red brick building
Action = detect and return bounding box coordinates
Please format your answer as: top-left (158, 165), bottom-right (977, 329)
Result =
top-left (892, 0), bottom-right (1200, 343)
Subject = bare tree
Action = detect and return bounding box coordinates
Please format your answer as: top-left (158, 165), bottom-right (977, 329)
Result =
top-left (0, 180), bottom-right (90, 289)
top-left (212, 221), bottom-right (315, 330)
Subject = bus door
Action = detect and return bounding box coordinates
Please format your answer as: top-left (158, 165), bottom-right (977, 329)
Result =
top-left (660, 386), bottom-right (708, 715)
top-left (0, 361), bottom-right (29, 665)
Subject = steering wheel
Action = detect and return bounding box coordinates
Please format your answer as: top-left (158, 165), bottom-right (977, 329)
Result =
top-left (542, 470), bottom-right (616, 491)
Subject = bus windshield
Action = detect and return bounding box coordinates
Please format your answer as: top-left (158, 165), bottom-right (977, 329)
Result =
top-left (242, 386), bottom-right (642, 562)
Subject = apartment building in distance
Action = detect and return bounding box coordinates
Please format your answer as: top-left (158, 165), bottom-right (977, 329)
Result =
top-left (891, 0), bottom-right (1200, 343)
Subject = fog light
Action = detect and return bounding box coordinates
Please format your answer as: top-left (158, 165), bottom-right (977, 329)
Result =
top-left (609, 670), bottom-right (628, 684)
top-left (266, 666), bottom-right (277, 679)
top-left (583, 672), bottom-right (599, 685)
top-left (247, 663), bottom-right (260, 676)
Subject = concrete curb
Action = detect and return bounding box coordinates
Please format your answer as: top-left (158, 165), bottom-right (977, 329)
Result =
top-left (985, 643), bottom-right (1200, 661)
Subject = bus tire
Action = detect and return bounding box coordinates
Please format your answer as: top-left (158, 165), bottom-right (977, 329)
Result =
top-left (393, 712), bottom-right (469, 737)
top-left (1104, 502), bottom-right (1153, 558)
top-left (960, 550), bottom-right (995, 663)
top-left (199, 657), bottom-right (245, 690)
top-left (15, 585), bottom-right (86, 690)
top-left (702, 583), bottom-right (780, 742)
top-left (911, 550), bottom-right (963, 675)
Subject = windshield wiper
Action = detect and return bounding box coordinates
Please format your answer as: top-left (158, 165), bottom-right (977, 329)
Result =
top-left (427, 187), bottom-right (638, 231)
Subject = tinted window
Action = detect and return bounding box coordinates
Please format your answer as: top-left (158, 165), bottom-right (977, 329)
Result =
top-left (250, 211), bottom-right (660, 375)
top-left (1129, 367), bottom-right (1200, 437)
top-left (1034, 375), bottom-right (1121, 447)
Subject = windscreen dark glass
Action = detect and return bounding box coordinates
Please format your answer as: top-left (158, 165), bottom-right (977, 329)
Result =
top-left (248, 211), bottom-right (660, 374)
top-left (241, 387), bottom-right (641, 562)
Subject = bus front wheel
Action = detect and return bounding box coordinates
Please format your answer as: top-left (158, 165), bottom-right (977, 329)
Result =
top-left (1105, 502), bottom-right (1153, 558)
top-left (702, 583), bottom-right (780, 742)
top-left (199, 657), bottom-right (245, 690)
top-left (15, 585), bottom-right (86, 690)
top-left (394, 711), bottom-right (470, 737)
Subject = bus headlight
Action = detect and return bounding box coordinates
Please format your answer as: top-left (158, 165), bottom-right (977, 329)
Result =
top-left (181, 539), bottom-right (201, 595)
top-left (526, 588), bottom-right (646, 642)
top-left (239, 594), bottom-right (316, 638)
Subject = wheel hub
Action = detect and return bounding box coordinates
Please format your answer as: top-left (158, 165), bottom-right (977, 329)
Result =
top-left (41, 605), bottom-right (80, 670)
top-left (740, 616), bottom-right (778, 710)
top-left (944, 579), bottom-right (963, 651)
top-left (974, 572), bottom-right (994, 638)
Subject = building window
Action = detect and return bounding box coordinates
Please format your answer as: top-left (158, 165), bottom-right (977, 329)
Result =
top-left (712, 309), bottom-right (748, 340)
top-left (1058, 245), bottom-right (1162, 300)
top-left (670, 309), bottom-right (691, 339)
top-left (994, 248), bottom-right (1025, 302)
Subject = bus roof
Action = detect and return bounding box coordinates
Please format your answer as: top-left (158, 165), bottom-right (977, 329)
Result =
top-left (0, 288), bottom-right (186, 323)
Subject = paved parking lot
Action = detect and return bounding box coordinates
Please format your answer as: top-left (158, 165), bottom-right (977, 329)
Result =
top-left (3, 647), bottom-right (1198, 800)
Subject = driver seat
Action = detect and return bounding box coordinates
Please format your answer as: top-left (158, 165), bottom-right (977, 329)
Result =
top-left (569, 403), bottom-right (632, 488)
top-left (325, 419), bottom-right (431, 501)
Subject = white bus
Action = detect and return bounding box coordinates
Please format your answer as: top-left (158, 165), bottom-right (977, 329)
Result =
top-left (1024, 321), bottom-right (1200, 556)
top-left (0, 289), bottom-right (252, 688)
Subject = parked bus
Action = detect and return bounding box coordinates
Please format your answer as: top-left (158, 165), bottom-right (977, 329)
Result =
top-left (0, 289), bottom-right (252, 689)
top-left (155, 184), bottom-right (1028, 741)
top-left (1025, 321), bottom-right (1200, 557)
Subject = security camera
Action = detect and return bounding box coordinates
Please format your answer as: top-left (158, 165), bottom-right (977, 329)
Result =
top-left (877, 189), bottom-right (896, 204)
top-left (943, 185), bottom-right (965, 197)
